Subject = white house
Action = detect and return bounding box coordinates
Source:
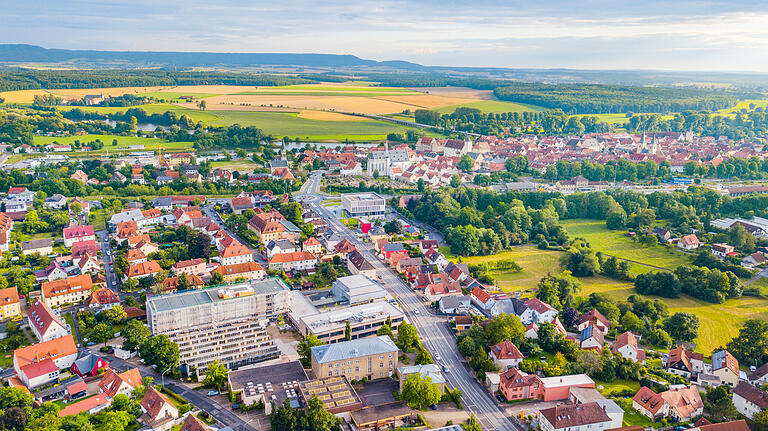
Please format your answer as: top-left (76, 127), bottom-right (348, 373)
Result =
top-left (733, 382), bottom-right (768, 419)
top-left (27, 300), bottom-right (70, 342)
top-left (538, 402), bottom-right (612, 431)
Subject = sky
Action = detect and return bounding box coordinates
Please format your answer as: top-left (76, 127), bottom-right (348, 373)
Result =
top-left (3, 0), bottom-right (768, 72)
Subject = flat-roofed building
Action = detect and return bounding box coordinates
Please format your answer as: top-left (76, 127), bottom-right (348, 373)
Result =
top-left (311, 336), bottom-right (399, 381)
top-left (341, 193), bottom-right (386, 218)
top-left (228, 360), bottom-right (309, 414)
top-left (299, 376), bottom-right (364, 415)
top-left (145, 278), bottom-right (290, 375)
top-left (299, 301), bottom-right (404, 344)
top-left (331, 274), bottom-right (387, 305)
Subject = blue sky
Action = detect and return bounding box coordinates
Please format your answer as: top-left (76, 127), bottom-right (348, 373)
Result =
top-left (3, 0), bottom-right (768, 71)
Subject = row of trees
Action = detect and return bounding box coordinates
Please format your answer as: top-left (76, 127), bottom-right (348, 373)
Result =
top-left (635, 264), bottom-right (743, 304)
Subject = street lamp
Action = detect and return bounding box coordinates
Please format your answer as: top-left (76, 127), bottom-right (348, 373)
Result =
top-left (161, 369), bottom-right (168, 387)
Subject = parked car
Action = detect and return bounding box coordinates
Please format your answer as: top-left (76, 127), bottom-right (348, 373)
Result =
top-left (207, 390), bottom-right (219, 397)
top-left (429, 404), bottom-right (437, 410)
top-left (232, 403), bottom-right (242, 410)
top-left (496, 394), bottom-right (505, 403)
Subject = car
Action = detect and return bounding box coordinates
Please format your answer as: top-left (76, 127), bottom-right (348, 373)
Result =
top-left (496, 394), bottom-right (505, 403)
top-left (434, 354), bottom-right (441, 362)
top-left (207, 390), bottom-right (219, 397)
top-left (751, 365), bottom-right (758, 372)
top-left (11, 315), bottom-right (22, 322)
top-left (442, 365), bottom-right (449, 373)
top-left (414, 309), bottom-right (420, 315)
top-left (429, 404), bottom-right (437, 410)
top-left (232, 403), bottom-right (242, 410)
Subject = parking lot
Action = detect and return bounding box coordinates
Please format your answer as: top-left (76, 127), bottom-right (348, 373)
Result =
top-left (355, 379), bottom-right (398, 406)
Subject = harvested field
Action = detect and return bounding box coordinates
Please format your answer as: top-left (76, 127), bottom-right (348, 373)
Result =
top-left (48, 86), bottom-right (170, 98)
top-left (297, 110), bottom-right (371, 121)
top-left (0, 89), bottom-right (51, 103)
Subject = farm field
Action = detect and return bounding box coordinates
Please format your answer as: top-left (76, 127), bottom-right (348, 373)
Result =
top-left (33, 134), bottom-right (194, 153)
top-left (435, 100), bottom-right (544, 114)
top-left (560, 219), bottom-right (690, 271)
top-left (210, 160), bottom-right (260, 171)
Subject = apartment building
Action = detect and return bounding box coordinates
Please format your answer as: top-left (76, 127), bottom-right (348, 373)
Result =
top-left (146, 278), bottom-right (290, 375)
top-left (212, 262), bottom-right (265, 283)
top-left (311, 335), bottom-right (399, 381)
top-left (341, 193), bottom-right (386, 218)
top-left (0, 286), bottom-right (21, 320)
top-left (41, 274), bottom-right (93, 308)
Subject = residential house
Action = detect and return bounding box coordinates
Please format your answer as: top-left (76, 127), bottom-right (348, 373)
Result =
top-left (21, 238), bottom-right (54, 256)
top-left (470, 286), bottom-right (496, 313)
top-left (632, 386), bottom-right (669, 421)
top-left (538, 402), bottom-right (612, 431)
top-left (303, 237), bottom-right (322, 255)
top-left (27, 300), bottom-right (69, 342)
top-left (396, 364), bottom-right (446, 394)
top-left (35, 261), bottom-right (68, 282)
top-left (98, 368), bottom-right (143, 398)
top-left (268, 251), bottom-right (318, 272)
top-left (212, 262), bottom-right (266, 283)
top-left (523, 298), bottom-right (558, 325)
top-left (453, 316), bottom-right (473, 332)
top-left (381, 243), bottom-right (408, 261)
top-left (347, 249), bottom-right (377, 279)
top-left (43, 194), bottom-right (67, 209)
top-left (218, 235), bottom-right (253, 266)
top-left (76, 253), bottom-right (100, 274)
top-left (57, 393), bottom-right (111, 417)
top-left (162, 274), bottom-right (205, 292)
top-left (125, 248), bottom-right (148, 264)
top-left (576, 309), bottom-right (610, 336)
top-left (742, 252), bottom-right (767, 268)
top-left (711, 349), bottom-right (740, 387)
top-left (711, 243), bottom-right (735, 258)
top-left (41, 274), bottom-right (93, 308)
top-left (579, 325), bottom-right (605, 352)
top-left (70, 353), bottom-right (109, 377)
top-left (749, 363), bottom-right (768, 385)
top-left (661, 386), bottom-right (704, 421)
top-left (139, 387), bottom-right (179, 431)
top-left (489, 340), bottom-right (525, 370)
top-left (438, 295), bottom-right (471, 315)
top-left (0, 213), bottom-right (11, 252)
top-left (127, 260), bottom-right (163, 280)
top-left (63, 225), bottom-right (96, 247)
top-left (678, 234), bottom-right (701, 251)
top-left (0, 286), bottom-right (21, 321)
top-left (86, 288), bottom-right (121, 311)
top-left (444, 261), bottom-right (470, 283)
top-left (666, 345), bottom-right (704, 378)
top-left (499, 368), bottom-right (594, 402)
top-left (733, 381), bottom-right (768, 419)
top-left (266, 239), bottom-right (296, 259)
top-left (424, 281), bottom-right (461, 301)
top-left (611, 332), bottom-right (646, 364)
top-left (14, 335), bottom-right (78, 388)
top-left (171, 258), bottom-right (208, 277)
top-left (71, 239), bottom-right (99, 257)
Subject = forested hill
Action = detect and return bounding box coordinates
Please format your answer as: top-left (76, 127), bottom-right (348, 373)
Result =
top-left (0, 44), bottom-right (425, 70)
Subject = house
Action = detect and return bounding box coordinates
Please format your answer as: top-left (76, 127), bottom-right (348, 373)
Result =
top-left (438, 295), bottom-right (471, 315)
top-left (666, 345), bottom-right (704, 378)
top-left (0, 213), bottom-right (12, 252)
top-left (695, 421), bottom-right (751, 431)
top-left (396, 364), bottom-right (446, 394)
top-left (347, 249), bottom-right (377, 279)
top-left (41, 274), bottom-right (93, 308)
top-left (611, 332), bottom-right (646, 364)
top-left (653, 227), bottom-right (672, 242)
top-left (35, 261), bottom-right (68, 282)
top-left (63, 225), bottom-right (96, 247)
top-left (125, 248), bottom-right (148, 264)
top-left (14, 335), bottom-right (78, 388)
top-left (632, 386), bottom-right (669, 421)
top-left (749, 363), bottom-right (768, 385)
top-left (98, 368), bottom-right (143, 398)
top-left (470, 286), bottom-right (496, 312)
top-left (539, 402), bottom-right (612, 431)
top-left (218, 236), bottom-right (253, 266)
top-left (489, 340), bottom-right (525, 370)
top-left (71, 239), bottom-right (99, 257)
top-left (0, 286), bottom-right (21, 321)
top-left (678, 234), bottom-right (701, 251)
top-left (710, 243), bottom-right (735, 258)
top-left (127, 260), bottom-right (163, 280)
top-left (171, 258), bottom-right (208, 277)
top-left (21, 238), bottom-right (53, 256)
top-left (44, 194), bottom-right (67, 209)
top-left (711, 349), bottom-right (740, 387)
top-left (499, 368), bottom-right (595, 401)
top-left (453, 315), bottom-right (473, 332)
top-left (70, 353), bottom-right (109, 377)
top-left (86, 288), bottom-right (121, 311)
top-left (27, 300), bottom-right (69, 342)
top-left (424, 281), bottom-right (461, 301)
top-left (162, 274), bottom-right (205, 292)
top-left (444, 261), bottom-right (470, 283)
top-left (579, 325), bottom-right (604, 352)
top-left (742, 252), bottom-right (767, 268)
top-left (660, 386), bottom-right (704, 421)
top-left (732, 381), bottom-right (768, 419)
top-left (266, 239), bottom-right (297, 259)
top-left (76, 253), bottom-right (100, 274)
top-left (576, 309), bottom-right (610, 336)
top-left (212, 262), bottom-right (265, 283)
top-left (268, 251), bottom-right (318, 272)
top-left (179, 413), bottom-right (213, 431)
top-left (70, 170), bottom-right (89, 183)
top-left (58, 393), bottom-right (111, 417)
top-left (230, 196), bottom-right (254, 215)
top-left (140, 386), bottom-right (179, 431)
top-left (381, 243), bottom-right (408, 260)
top-left (303, 237), bottom-right (322, 255)
top-left (523, 298), bottom-right (558, 324)
top-left (419, 240), bottom-right (438, 253)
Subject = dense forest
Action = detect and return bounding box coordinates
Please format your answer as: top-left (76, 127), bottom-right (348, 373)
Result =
top-left (0, 68), bottom-right (310, 92)
top-left (493, 82), bottom-right (742, 114)
top-left (626, 109), bottom-right (768, 140)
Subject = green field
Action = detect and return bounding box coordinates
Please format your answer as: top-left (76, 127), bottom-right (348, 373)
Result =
top-left (435, 100), bottom-right (544, 114)
top-left (33, 134), bottom-right (194, 154)
top-left (57, 103), bottom-right (429, 141)
top-left (560, 219), bottom-right (690, 271)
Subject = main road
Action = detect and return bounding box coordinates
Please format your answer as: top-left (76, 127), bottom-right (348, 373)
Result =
top-left (299, 173), bottom-right (524, 431)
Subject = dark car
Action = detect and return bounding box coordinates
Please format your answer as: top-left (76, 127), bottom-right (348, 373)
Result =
top-left (232, 403), bottom-right (242, 410)
top-left (429, 404), bottom-right (437, 410)
top-left (496, 394), bottom-right (505, 403)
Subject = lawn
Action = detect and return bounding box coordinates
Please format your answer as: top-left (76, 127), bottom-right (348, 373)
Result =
top-left (594, 378), bottom-right (641, 397)
top-left (210, 160), bottom-right (259, 171)
top-left (616, 398), bottom-right (663, 428)
top-left (434, 100), bottom-right (544, 114)
top-left (560, 219), bottom-right (690, 271)
top-left (33, 134), bottom-right (194, 154)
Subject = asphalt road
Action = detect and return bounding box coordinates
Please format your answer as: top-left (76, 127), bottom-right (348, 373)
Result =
top-left (301, 174), bottom-right (523, 431)
top-left (96, 230), bottom-right (120, 294)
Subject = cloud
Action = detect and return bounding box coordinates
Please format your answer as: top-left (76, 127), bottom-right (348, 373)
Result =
top-left (1, 0), bottom-right (767, 71)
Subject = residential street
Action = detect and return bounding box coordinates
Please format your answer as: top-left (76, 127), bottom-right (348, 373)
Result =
top-left (300, 173), bottom-right (524, 431)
